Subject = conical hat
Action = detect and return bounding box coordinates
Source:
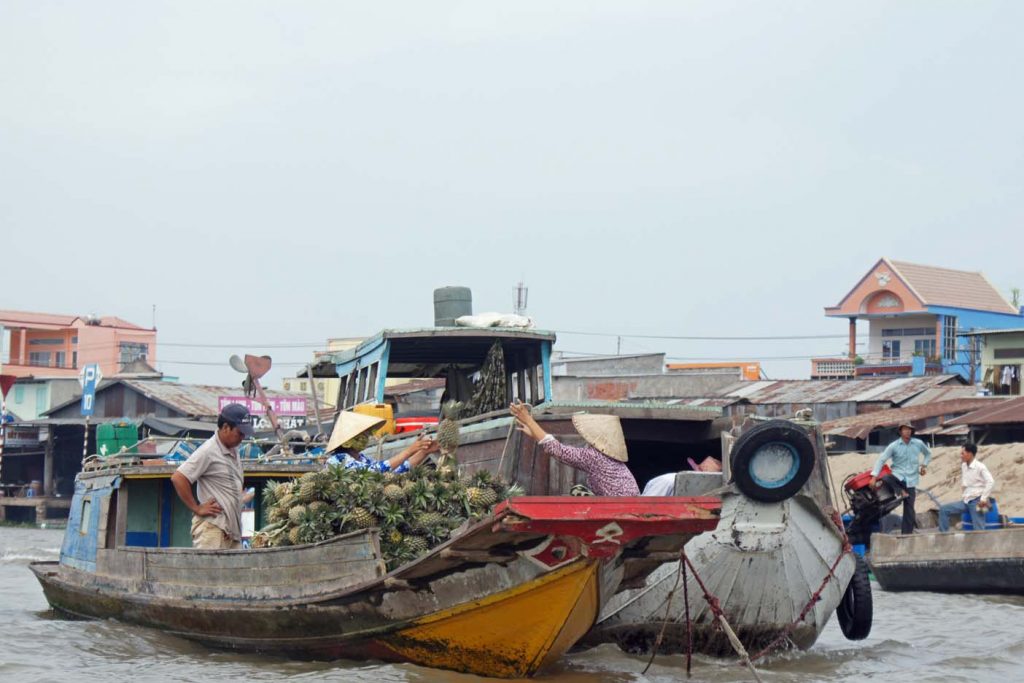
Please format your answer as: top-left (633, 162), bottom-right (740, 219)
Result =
top-left (327, 411), bottom-right (386, 453)
top-left (571, 414), bottom-right (628, 463)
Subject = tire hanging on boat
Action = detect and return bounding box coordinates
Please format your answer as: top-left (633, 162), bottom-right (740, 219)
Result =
top-left (836, 554), bottom-right (873, 640)
top-left (729, 420), bottom-right (816, 503)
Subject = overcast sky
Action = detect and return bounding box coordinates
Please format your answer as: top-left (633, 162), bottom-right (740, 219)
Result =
top-left (2, 2), bottom-right (1021, 388)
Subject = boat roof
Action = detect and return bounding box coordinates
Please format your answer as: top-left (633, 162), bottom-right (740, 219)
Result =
top-left (316, 327), bottom-right (557, 377)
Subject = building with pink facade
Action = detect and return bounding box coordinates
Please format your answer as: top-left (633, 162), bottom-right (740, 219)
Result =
top-left (0, 310), bottom-right (157, 380)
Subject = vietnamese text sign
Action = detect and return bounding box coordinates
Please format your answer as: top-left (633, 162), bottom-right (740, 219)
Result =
top-left (80, 364), bottom-right (101, 416)
top-left (218, 396), bottom-right (308, 416)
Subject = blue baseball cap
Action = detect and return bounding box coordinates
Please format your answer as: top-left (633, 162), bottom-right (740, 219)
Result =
top-left (220, 403), bottom-right (255, 437)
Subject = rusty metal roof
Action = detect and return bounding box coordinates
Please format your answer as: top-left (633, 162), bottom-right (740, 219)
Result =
top-left (821, 398), bottom-right (1004, 439)
top-left (946, 396), bottom-right (1024, 426)
top-left (900, 385), bottom-right (985, 406)
top-left (715, 375), bottom-right (964, 406)
top-left (43, 379), bottom-right (312, 418)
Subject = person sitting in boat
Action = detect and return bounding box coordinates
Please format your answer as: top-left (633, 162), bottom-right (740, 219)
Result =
top-left (868, 422), bottom-right (932, 535)
top-left (510, 402), bottom-right (640, 496)
top-left (641, 457), bottom-right (722, 496)
top-left (170, 403), bottom-right (252, 550)
top-left (324, 410), bottom-right (439, 473)
top-left (937, 442), bottom-right (995, 533)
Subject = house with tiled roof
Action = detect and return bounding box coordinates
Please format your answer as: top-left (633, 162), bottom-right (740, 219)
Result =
top-left (814, 259), bottom-right (1023, 381)
top-left (0, 309), bottom-right (157, 381)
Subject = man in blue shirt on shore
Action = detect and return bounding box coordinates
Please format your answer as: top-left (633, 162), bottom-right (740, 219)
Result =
top-left (868, 423), bottom-right (931, 535)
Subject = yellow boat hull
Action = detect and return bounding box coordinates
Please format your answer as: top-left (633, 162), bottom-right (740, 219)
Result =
top-left (376, 558), bottom-right (601, 678)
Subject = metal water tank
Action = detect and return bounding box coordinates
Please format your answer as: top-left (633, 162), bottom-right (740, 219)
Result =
top-left (434, 287), bottom-right (472, 327)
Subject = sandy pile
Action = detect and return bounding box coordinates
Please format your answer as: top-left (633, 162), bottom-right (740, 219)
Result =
top-left (825, 442), bottom-right (1024, 517)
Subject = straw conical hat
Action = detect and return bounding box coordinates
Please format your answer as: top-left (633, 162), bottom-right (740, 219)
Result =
top-left (571, 414), bottom-right (628, 463)
top-left (327, 411), bottom-right (386, 453)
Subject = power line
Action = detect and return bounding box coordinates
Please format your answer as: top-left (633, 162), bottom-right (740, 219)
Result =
top-left (556, 329), bottom-right (854, 341)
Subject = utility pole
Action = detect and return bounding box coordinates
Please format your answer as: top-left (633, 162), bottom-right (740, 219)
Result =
top-left (513, 281), bottom-right (529, 316)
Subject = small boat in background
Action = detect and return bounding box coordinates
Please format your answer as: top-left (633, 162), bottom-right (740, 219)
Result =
top-left (869, 527), bottom-right (1024, 595)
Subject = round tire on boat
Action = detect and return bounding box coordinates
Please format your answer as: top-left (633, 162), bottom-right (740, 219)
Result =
top-left (729, 420), bottom-right (816, 503)
top-left (837, 554), bottom-right (873, 640)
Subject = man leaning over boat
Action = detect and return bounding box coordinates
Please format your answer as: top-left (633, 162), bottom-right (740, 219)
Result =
top-left (868, 423), bottom-right (931, 535)
top-left (170, 403), bottom-right (252, 550)
top-left (937, 442), bottom-right (995, 533)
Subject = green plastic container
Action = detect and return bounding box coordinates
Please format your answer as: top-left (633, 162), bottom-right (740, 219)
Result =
top-left (97, 422), bottom-right (138, 457)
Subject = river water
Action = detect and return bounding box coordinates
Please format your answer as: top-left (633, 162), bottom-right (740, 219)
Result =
top-left (3, 526), bottom-right (1022, 683)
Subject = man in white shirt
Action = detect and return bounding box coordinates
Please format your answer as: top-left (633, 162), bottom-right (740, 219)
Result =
top-left (938, 442), bottom-right (995, 532)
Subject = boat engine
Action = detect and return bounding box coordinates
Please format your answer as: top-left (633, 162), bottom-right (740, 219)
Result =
top-left (842, 465), bottom-right (903, 546)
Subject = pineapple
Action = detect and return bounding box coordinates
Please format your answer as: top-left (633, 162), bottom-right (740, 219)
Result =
top-left (277, 492), bottom-right (297, 511)
top-left (437, 400), bottom-right (463, 472)
top-left (250, 533), bottom-right (269, 549)
top-left (297, 471), bottom-right (320, 503)
top-left (383, 483), bottom-right (406, 502)
top-left (466, 486), bottom-right (498, 509)
top-left (308, 500), bottom-right (328, 515)
top-left (414, 511), bottom-right (446, 532)
top-left (387, 528), bottom-right (404, 545)
top-left (288, 504), bottom-right (308, 526)
top-left (287, 526), bottom-right (303, 546)
top-left (404, 534), bottom-right (429, 555)
top-left (274, 481), bottom-right (293, 501)
top-left (261, 480), bottom-right (280, 509)
top-left (347, 507), bottom-right (377, 529)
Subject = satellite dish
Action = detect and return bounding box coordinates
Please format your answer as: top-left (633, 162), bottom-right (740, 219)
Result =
top-left (229, 355), bottom-right (247, 373)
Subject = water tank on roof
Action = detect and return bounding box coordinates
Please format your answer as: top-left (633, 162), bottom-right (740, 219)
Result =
top-left (434, 287), bottom-right (472, 327)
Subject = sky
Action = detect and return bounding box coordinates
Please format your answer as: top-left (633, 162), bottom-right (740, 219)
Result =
top-left (2, 1), bottom-right (1021, 389)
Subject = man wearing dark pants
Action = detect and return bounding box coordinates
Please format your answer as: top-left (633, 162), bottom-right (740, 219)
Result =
top-left (868, 423), bottom-right (931, 535)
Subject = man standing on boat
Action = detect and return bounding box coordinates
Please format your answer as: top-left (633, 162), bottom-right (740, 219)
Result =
top-left (868, 423), bottom-right (931, 535)
top-left (937, 442), bottom-right (994, 532)
top-left (170, 403), bottom-right (252, 549)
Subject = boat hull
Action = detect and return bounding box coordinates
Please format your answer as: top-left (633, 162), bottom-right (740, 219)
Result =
top-left (869, 527), bottom-right (1024, 595)
top-left (582, 486), bottom-right (855, 655)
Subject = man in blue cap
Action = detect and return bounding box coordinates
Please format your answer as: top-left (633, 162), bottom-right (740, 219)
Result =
top-left (171, 403), bottom-right (254, 549)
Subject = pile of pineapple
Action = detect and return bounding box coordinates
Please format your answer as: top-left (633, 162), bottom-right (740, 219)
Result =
top-left (251, 465), bottom-right (522, 569)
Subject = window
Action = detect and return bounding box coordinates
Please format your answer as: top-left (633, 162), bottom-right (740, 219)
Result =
top-left (914, 339), bottom-right (936, 358)
top-left (29, 351), bottom-right (51, 367)
top-left (943, 316), bottom-right (958, 361)
top-left (72, 351), bottom-right (77, 369)
top-left (14, 385), bottom-right (24, 403)
top-left (29, 338), bottom-right (63, 346)
top-left (79, 498), bottom-right (92, 535)
top-left (881, 329), bottom-right (901, 338)
top-left (36, 386), bottom-right (47, 414)
top-left (882, 340), bottom-right (901, 359)
top-left (119, 342), bottom-right (148, 364)
top-left (300, 381), bottom-right (308, 392)
top-left (55, 351), bottom-right (66, 368)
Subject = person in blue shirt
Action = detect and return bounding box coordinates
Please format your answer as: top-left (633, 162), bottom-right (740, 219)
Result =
top-left (324, 410), bottom-right (438, 473)
top-left (868, 423), bottom-right (931, 534)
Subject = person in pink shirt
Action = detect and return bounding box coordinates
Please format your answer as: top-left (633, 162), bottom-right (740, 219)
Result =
top-left (510, 402), bottom-right (639, 496)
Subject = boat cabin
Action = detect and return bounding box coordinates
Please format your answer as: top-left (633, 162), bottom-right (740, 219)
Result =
top-left (60, 462), bottom-right (312, 570)
top-left (310, 328), bottom-right (555, 416)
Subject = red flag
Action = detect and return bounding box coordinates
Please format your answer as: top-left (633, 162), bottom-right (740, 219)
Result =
top-left (0, 375), bottom-right (15, 399)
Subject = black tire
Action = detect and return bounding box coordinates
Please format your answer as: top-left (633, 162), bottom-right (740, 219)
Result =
top-left (730, 420), bottom-right (816, 503)
top-left (836, 554), bottom-right (873, 640)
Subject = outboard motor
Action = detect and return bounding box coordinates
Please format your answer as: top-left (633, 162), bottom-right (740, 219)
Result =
top-left (843, 465), bottom-right (902, 546)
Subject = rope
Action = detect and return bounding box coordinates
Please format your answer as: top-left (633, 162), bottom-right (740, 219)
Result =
top-left (683, 551), bottom-right (693, 678)
top-left (641, 554), bottom-right (684, 675)
top-left (748, 509), bottom-right (853, 663)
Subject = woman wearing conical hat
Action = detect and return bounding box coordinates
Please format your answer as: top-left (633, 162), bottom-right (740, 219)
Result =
top-left (325, 410), bottom-right (439, 473)
top-left (510, 402), bottom-right (640, 496)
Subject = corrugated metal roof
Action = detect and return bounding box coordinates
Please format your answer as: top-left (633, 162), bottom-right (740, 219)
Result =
top-left (946, 396), bottom-right (1024, 426)
top-left (43, 379), bottom-right (313, 418)
top-left (821, 398), bottom-right (1003, 439)
top-left (717, 375), bottom-right (962, 406)
top-left (901, 385), bottom-right (985, 406)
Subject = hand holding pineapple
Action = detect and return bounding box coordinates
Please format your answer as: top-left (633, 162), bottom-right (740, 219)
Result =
top-left (510, 401), bottom-right (548, 442)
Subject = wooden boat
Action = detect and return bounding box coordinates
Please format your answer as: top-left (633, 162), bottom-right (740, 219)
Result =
top-left (869, 527), bottom-right (1024, 595)
top-left (30, 460), bottom-right (720, 678)
top-left (580, 420), bottom-right (862, 656)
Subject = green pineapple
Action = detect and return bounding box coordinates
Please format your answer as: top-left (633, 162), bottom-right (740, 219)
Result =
top-left (288, 504), bottom-right (308, 526)
top-left (277, 492), bottom-right (297, 511)
top-left (415, 510), bottom-right (446, 530)
top-left (466, 486), bottom-right (498, 509)
top-left (261, 480), bottom-right (280, 509)
top-left (267, 505), bottom-right (288, 524)
top-left (287, 526), bottom-right (303, 546)
top-left (308, 500), bottom-right (328, 515)
top-left (274, 481), bottom-right (293, 501)
top-left (383, 483), bottom-right (405, 502)
top-left (404, 534), bottom-right (429, 555)
top-left (297, 471), bottom-right (321, 503)
top-left (387, 528), bottom-right (404, 545)
top-left (437, 400), bottom-right (463, 472)
top-left (347, 507), bottom-right (377, 529)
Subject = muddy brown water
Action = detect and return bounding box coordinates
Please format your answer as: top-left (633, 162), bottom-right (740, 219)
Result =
top-left (3, 526), bottom-right (1022, 683)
